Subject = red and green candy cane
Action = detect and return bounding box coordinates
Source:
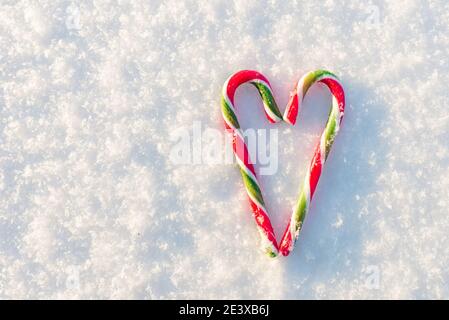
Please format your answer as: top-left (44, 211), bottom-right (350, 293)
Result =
top-left (221, 70), bottom-right (283, 257)
top-left (280, 70), bottom-right (345, 256)
top-left (221, 69), bottom-right (345, 257)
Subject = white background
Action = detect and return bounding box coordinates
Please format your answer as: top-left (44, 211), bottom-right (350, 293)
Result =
top-left (0, 0), bottom-right (448, 299)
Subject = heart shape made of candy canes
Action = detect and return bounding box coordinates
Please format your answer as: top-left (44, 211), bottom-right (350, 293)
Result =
top-left (221, 69), bottom-right (345, 257)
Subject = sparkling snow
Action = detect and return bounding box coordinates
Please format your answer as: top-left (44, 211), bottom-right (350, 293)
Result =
top-left (0, 0), bottom-right (448, 299)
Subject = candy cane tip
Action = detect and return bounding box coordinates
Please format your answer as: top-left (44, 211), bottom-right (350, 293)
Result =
top-left (268, 116), bottom-right (282, 124)
top-left (267, 250), bottom-right (278, 258)
top-left (283, 115), bottom-right (296, 125)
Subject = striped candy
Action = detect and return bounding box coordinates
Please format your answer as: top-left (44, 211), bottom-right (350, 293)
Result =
top-left (280, 70), bottom-right (345, 256)
top-left (221, 70), bottom-right (345, 257)
top-left (221, 70), bottom-right (283, 257)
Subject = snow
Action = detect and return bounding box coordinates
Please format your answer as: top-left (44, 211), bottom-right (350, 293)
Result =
top-left (1, 0), bottom-right (448, 299)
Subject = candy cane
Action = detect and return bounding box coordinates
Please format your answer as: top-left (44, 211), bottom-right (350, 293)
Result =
top-left (221, 70), bottom-right (283, 257)
top-left (279, 70), bottom-right (345, 256)
top-left (221, 69), bottom-right (345, 258)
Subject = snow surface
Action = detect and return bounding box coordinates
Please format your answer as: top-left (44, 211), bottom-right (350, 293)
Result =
top-left (1, 0), bottom-right (449, 299)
